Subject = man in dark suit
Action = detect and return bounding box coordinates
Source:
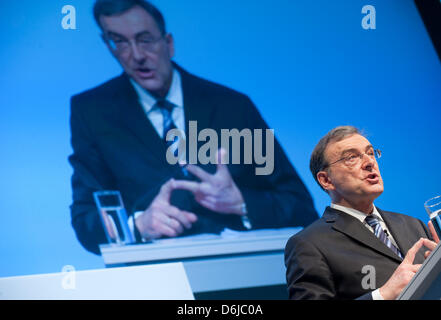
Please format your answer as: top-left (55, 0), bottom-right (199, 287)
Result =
top-left (69, 0), bottom-right (318, 254)
top-left (285, 126), bottom-right (439, 300)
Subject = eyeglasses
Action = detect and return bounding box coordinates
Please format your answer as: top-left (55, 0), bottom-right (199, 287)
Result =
top-left (105, 34), bottom-right (165, 54)
top-left (323, 148), bottom-right (382, 169)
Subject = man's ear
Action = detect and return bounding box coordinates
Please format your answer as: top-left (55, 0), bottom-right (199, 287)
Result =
top-left (317, 170), bottom-right (334, 192)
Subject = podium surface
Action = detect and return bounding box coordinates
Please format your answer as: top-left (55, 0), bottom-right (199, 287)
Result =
top-left (100, 227), bottom-right (300, 296)
top-left (0, 263), bottom-right (193, 300)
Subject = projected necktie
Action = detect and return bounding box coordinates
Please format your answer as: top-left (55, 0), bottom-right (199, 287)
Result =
top-left (154, 99), bottom-right (186, 177)
top-left (365, 214), bottom-right (403, 259)
top-left (155, 99), bottom-right (178, 148)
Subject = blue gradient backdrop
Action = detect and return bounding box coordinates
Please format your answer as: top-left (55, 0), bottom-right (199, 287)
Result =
top-left (1, 0), bottom-right (440, 277)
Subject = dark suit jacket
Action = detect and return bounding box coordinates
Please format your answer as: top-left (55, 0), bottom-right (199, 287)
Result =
top-left (69, 64), bottom-right (318, 254)
top-left (285, 206), bottom-right (432, 300)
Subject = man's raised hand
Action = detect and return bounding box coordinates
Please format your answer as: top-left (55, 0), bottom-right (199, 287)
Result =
top-left (135, 178), bottom-right (198, 240)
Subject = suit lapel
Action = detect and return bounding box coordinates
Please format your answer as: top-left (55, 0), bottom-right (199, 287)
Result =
top-left (110, 73), bottom-right (168, 165)
top-left (106, 67), bottom-right (216, 169)
top-left (176, 65), bottom-right (215, 135)
top-left (326, 207), bottom-right (403, 263)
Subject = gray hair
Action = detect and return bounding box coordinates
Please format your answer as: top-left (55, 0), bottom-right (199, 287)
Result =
top-left (93, 0), bottom-right (167, 35)
top-left (310, 126), bottom-right (363, 191)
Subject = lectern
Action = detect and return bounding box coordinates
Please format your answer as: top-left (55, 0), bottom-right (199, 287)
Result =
top-left (398, 242), bottom-right (441, 300)
top-left (100, 227), bottom-right (301, 299)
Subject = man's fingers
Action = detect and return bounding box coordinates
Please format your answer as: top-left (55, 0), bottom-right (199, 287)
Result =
top-left (403, 238), bottom-right (425, 264)
top-left (182, 211), bottom-right (198, 223)
top-left (425, 250), bottom-right (431, 259)
top-left (174, 180), bottom-right (216, 197)
top-left (198, 198), bottom-right (216, 211)
top-left (157, 178), bottom-right (176, 202)
top-left (172, 180), bottom-right (206, 195)
top-left (141, 213), bottom-right (179, 239)
top-left (403, 238), bottom-right (437, 264)
top-left (153, 212), bottom-right (185, 237)
top-left (428, 220), bottom-right (440, 244)
top-left (411, 264), bottom-right (422, 273)
top-left (158, 178), bottom-right (209, 202)
top-left (196, 195), bottom-right (217, 205)
top-left (156, 223), bottom-right (179, 238)
top-left (161, 215), bottom-right (183, 234)
top-left (422, 238), bottom-right (438, 251)
top-left (216, 148), bottom-right (229, 175)
top-left (165, 205), bottom-right (197, 229)
top-left (185, 164), bottom-right (213, 182)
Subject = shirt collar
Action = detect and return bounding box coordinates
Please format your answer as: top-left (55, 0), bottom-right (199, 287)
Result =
top-left (129, 68), bottom-right (183, 113)
top-left (330, 203), bottom-right (383, 224)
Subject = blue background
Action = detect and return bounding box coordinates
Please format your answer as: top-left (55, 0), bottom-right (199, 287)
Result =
top-left (1, 0), bottom-right (440, 277)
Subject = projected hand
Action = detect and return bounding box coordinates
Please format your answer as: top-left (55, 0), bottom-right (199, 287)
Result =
top-left (135, 179), bottom-right (198, 240)
top-left (173, 148), bottom-right (246, 215)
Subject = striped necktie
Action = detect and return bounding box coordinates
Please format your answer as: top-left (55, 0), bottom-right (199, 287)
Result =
top-left (365, 214), bottom-right (403, 259)
top-left (155, 99), bottom-right (177, 146)
top-left (154, 99), bottom-right (187, 177)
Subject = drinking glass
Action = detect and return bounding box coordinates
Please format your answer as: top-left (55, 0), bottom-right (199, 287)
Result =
top-left (93, 190), bottom-right (135, 245)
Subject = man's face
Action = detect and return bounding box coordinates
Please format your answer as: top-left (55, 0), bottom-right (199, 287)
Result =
top-left (320, 134), bottom-right (384, 207)
top-left (99, 5), bottom-right (174, 97)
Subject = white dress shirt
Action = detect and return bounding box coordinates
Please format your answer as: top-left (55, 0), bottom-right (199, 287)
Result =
top-left (128, 69), bottom-right (185, 241)
top-left (330, 203), bottom-right (399, 248)
top-left (330, 203), bottom-right (401, 300)
top-left (130, 68), bottom-right (185, 137)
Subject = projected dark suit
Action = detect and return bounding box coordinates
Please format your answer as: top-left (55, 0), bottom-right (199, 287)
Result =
top-left (69, 64), bottom-right (318, 254)
top-left (285, 206), bottom-right (431, 300)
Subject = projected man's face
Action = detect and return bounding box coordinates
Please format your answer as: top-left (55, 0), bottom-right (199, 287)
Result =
top-left (99, 5), bottom-right (174, 98)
